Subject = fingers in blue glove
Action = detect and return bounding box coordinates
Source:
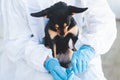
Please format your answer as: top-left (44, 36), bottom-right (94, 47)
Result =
top-left (68, 72), bottom-right (75, 80)
top-left (67, 70), bottom-right (81, 80)
top-left (78, 59), bottom-right (89, 73)
top-left (72, 56), bottom-right (78, 73)
top-left (72, 45), bottom-right (95, 74)
top-left (82, 60), bottom-right (86, 72)
top-left (45, 58), bottom-right (67, 80)
top-left (54, 66), bottom-right (67, 80)
top-left (77, 59), bottom-right (82, 73)
top-left (51, 71), bottom-right (63, 80)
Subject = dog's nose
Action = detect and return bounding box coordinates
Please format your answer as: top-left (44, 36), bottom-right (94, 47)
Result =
top-left (59, 33), bottom-right (65, 38)
top-left (60, 32), bottom-right (64, 36)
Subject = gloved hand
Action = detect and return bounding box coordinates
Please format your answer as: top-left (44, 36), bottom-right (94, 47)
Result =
top-left (68, 71), bottom-right (76, 80)
top-left (72, 45), bottom-right (95, 73)
top-left (66, 68), bottom-right (81, 80)
top-left (45, 58), bottom-right (67, 80)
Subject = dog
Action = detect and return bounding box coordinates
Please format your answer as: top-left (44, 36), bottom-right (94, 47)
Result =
top-left (31, 2), bottom-right (88, 68)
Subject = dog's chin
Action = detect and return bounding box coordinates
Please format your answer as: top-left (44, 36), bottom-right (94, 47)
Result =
top-left (56, 49), bottom-right (73, 68)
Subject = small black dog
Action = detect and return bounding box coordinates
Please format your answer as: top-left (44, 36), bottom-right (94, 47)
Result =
top-left (31, 2), bottom-right (87, 68)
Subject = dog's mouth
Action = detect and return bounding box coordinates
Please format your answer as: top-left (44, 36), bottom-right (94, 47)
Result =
top-left (56, 49), bottom-right (73, 68)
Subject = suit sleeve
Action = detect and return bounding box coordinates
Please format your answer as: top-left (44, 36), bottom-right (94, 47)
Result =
top-left (76, 0), bottom-right (117, 55)
top-left (1, 0), bottom-right (52, 72)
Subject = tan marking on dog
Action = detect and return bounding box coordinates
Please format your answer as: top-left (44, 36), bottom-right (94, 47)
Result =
top-left (64, 23), bottom-right (68, 32)
top-left (55, 24), bottom-right (59, 28)
top-left (64, 23), bottom-right (67, 27)
top-left (72, 12), bottom-right (76, 15)
top-left (43, 15), bottom-right (47, 18)
top-left (64, 26), bottom-right (68, 34)
top-left (48, 29), bottom-right (58, 39)
top-left (53, 43), bottom-right (57, 58)
top-left (64, 26), bottom-right (78, 37)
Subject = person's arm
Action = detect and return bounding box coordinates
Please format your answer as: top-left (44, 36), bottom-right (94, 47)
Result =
top-left (1, 0), bottom-right (53, 72)
top-left (71, 0), bottom-right (117, 74)
top-left (76, 0), bottom-right (117, 55)
top-left (24, 36), bottom-right (53, 72)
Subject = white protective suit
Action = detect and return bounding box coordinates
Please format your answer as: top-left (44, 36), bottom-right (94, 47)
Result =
top-left (0, 0), bottom-right (117, 80)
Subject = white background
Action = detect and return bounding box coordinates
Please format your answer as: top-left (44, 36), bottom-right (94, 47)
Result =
top-left (108, 0), bottom-right (120, 19)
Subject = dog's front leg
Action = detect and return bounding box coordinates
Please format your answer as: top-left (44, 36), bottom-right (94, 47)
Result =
top-left (53, 43), bottom-right (57, 58)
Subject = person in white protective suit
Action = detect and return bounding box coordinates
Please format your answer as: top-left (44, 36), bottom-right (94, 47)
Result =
top-left (0, 0), bottom-right (117, 80)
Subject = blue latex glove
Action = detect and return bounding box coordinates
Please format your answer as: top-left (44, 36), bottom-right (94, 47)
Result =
top-left (66, 68), bottom-right (81, 80)
top-left (72, 45), bottom-right (95, 73)
top-left (68, 71), bottom-right (76, 80)
top-left (45, 58), bottom-right (67, 80)
top-left (66, 68), bottom-right (75, 80)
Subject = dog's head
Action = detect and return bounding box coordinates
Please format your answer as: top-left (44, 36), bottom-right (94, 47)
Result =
top-left (31, 1), bottom-right (87, 37)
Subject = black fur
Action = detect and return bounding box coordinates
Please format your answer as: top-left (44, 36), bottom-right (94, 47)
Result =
top-left (31, 2), bottom-right (88, 68)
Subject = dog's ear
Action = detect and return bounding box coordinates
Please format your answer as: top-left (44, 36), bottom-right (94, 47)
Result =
top-left (68, 6), bottom-right (88, 15)
top-left (30, 8), bottom-right (49, 17)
